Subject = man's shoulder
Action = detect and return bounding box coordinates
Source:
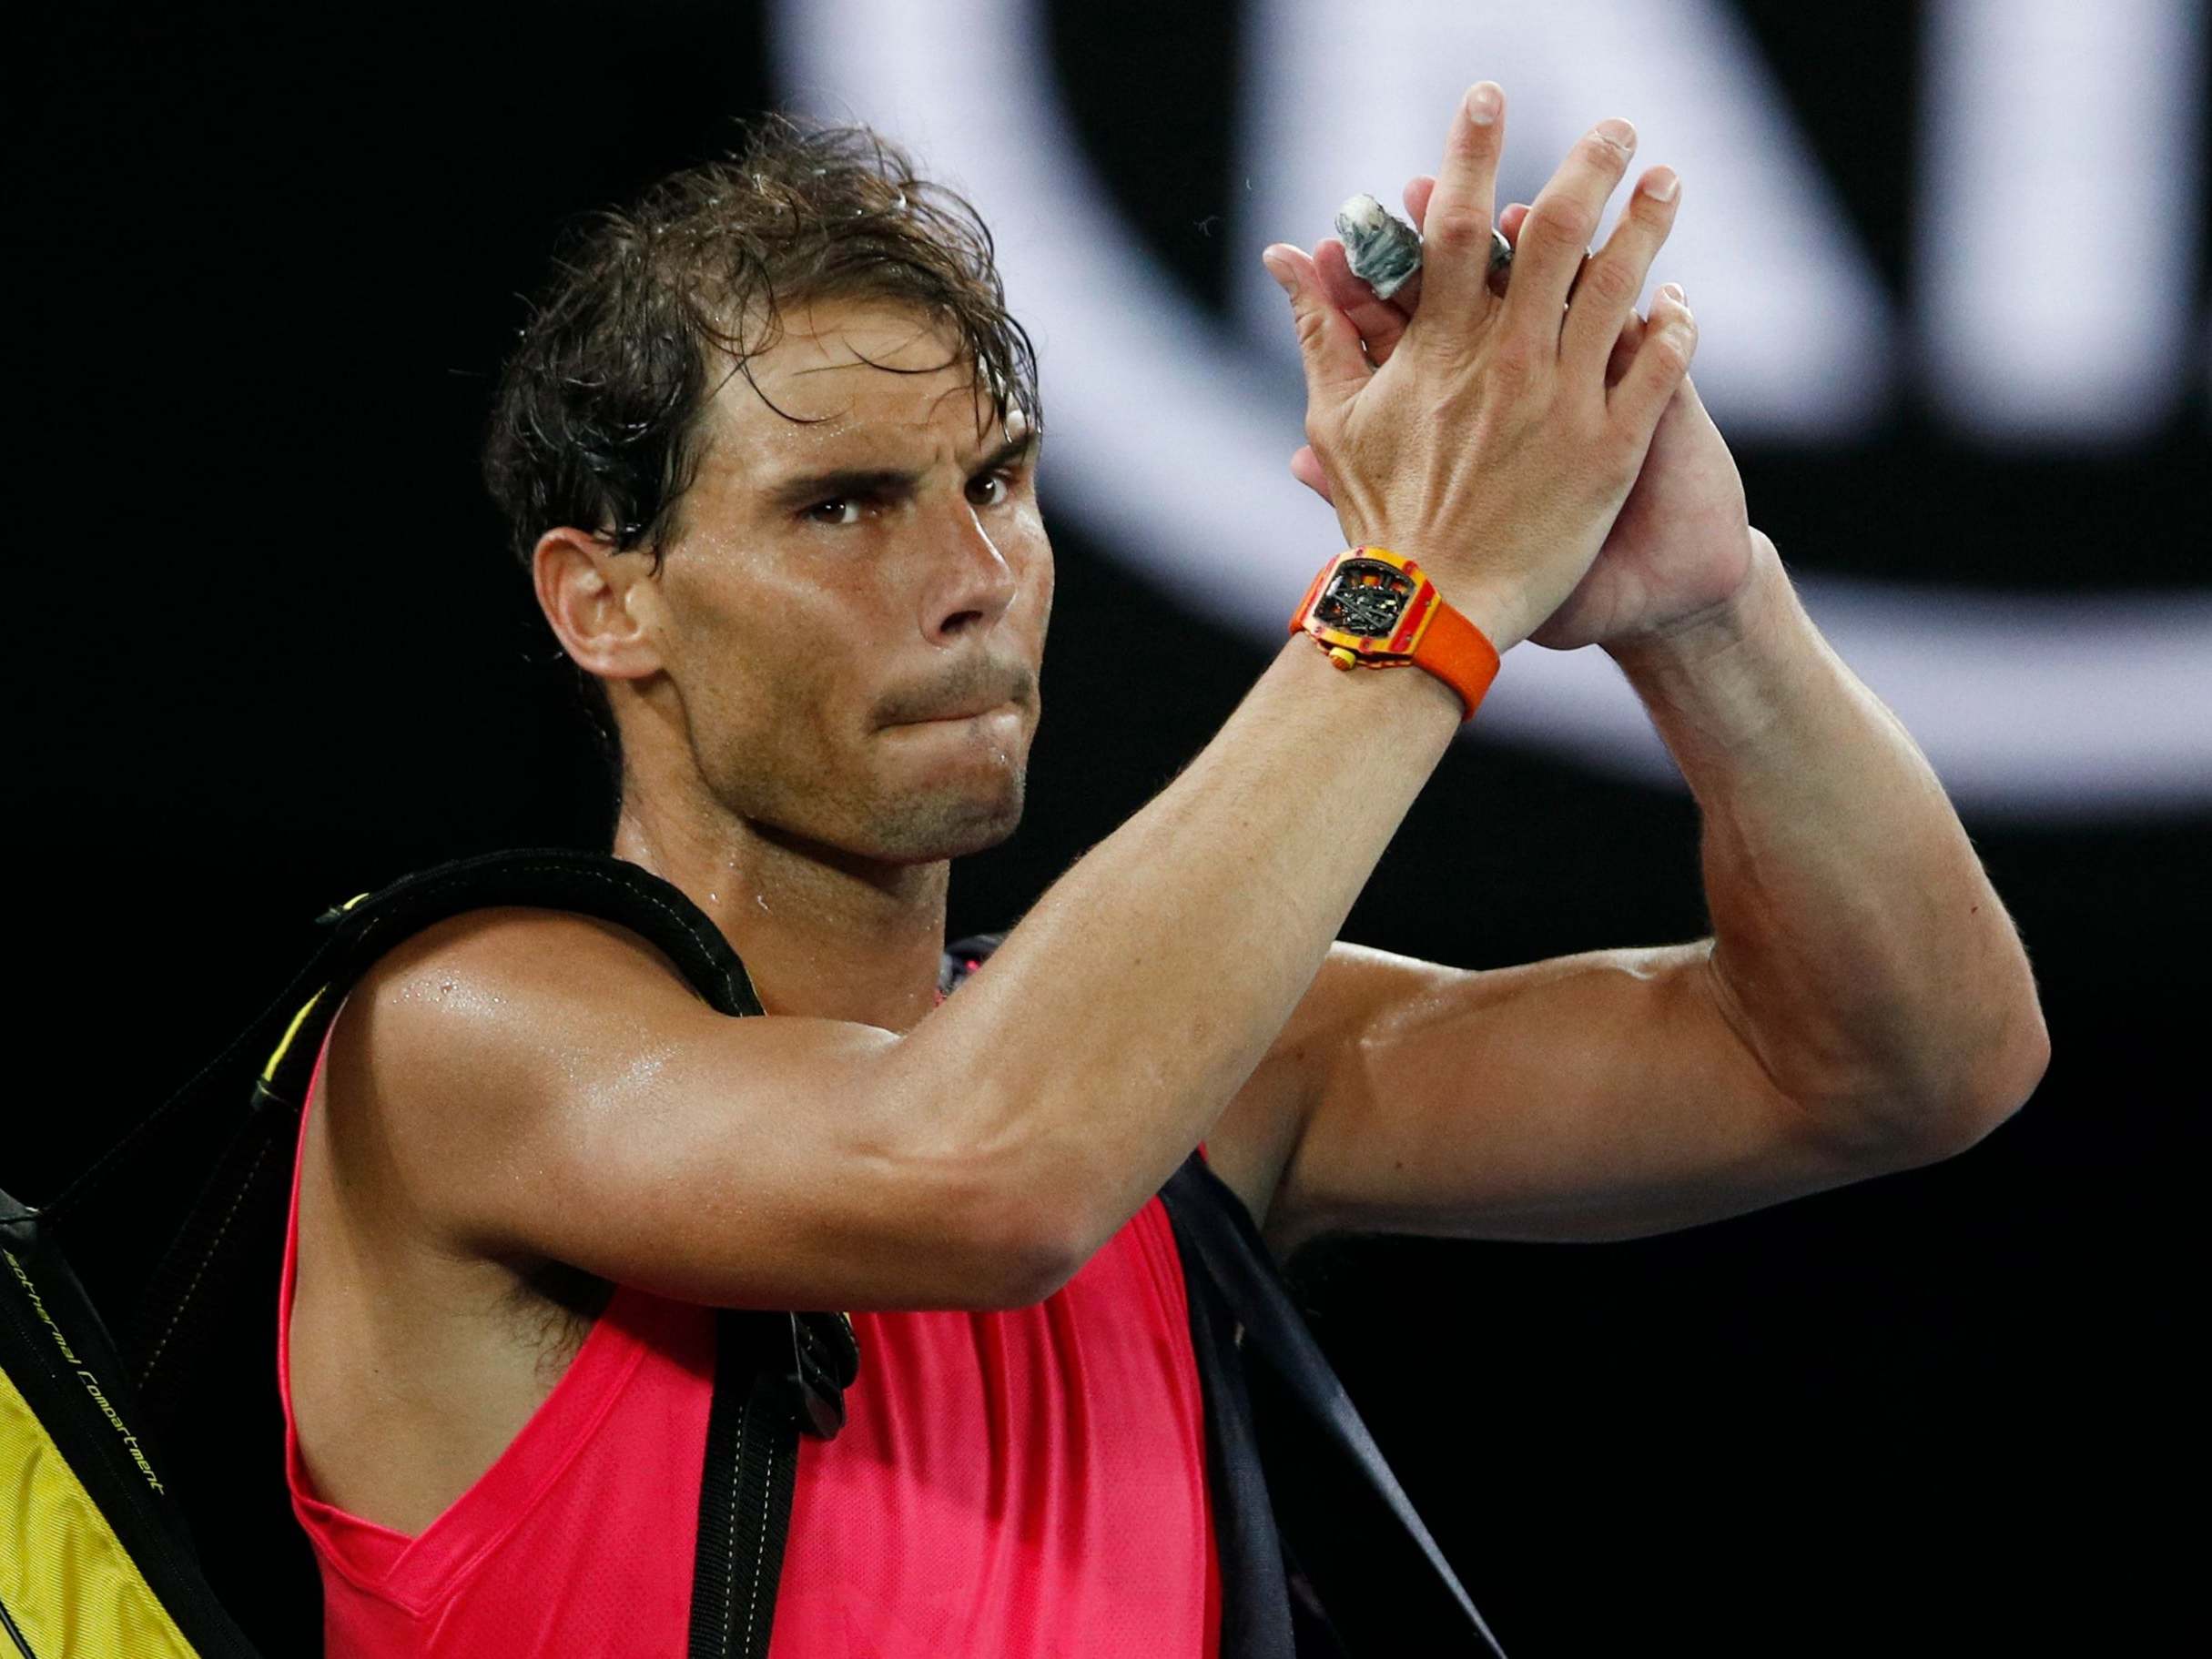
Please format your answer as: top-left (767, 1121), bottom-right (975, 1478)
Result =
top-left (358, 903), bottom-right (700, 1007)
top-left (320, 905), bottom-right (703, 1212)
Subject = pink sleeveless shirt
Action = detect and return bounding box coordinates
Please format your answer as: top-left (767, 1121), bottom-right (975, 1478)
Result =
top-left (279, 1022), bottom-right (1223, 1656)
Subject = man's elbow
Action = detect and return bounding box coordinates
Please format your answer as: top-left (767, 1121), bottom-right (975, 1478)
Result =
top-left (1903, 1006), bottom-right (2053, 1163)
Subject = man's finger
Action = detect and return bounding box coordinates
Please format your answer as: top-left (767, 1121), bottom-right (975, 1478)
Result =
top-left (1502, 117), bottom-right (1637, 346)
top-left (1260, 241), bottom-right (1373, 410)
top-left (1494, 199), bottom-right (1612, 311)
top-left (1501, 203), bottom-right (1609, 315)
top-left (1606, 310), bottom-right (1646, 389)
top-left (1609, 281), bottom-right (1698, 433)
top-left (1404, 174), bottom-right (1437, 232)
top-left (1401, 173), bottom-right (1505, 306)
top-left (1560, 164), bottom-right (1680, 377)
top-left (1411, 81), bottom-right (1507, 324)
top-left (1487, 200), bottom-right (1528, 298)
top-left (1500, 204), bottom-right (1644, 385)
top-left (1313, 238), bottom-right (1410, 362)
top-left (1386, 177), bottom-right (1434, 312)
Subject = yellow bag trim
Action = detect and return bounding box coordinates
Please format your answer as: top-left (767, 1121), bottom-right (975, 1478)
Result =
top-left (257, 890), bottom-right (371, 1086)
top-left (257, 987), bottom-right (328, 1087)
top-left (0, 1362), bottom-right (199, 1659)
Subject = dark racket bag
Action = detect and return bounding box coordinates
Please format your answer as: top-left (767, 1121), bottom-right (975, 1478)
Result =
top-left (3, 847), bottom-right (1502, 1658)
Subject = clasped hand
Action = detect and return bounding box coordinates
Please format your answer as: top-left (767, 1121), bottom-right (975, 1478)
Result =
top-left (1263, 81), bottom-right (1755, 654)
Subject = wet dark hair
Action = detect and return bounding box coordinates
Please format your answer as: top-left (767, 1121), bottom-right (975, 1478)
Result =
top-left (482, 113), bottom-right (1043, 800)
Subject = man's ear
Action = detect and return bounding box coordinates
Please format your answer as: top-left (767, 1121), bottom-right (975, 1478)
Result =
top-left (533, 526), bottom-right (665, 686)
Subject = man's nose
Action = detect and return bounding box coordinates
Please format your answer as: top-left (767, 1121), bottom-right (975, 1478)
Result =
top-left (920, 498), bottom-right (1020, 643)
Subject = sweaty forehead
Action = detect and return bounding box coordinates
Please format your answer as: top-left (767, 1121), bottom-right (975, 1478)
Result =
top-left (709, 298), bottom-right (998, 451)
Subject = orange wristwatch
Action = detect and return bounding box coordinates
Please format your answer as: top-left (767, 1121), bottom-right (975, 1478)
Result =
top-left (1288, 546), bottom-right (1500, 721)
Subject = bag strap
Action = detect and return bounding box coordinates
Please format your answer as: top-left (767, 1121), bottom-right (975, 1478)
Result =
top-left (951, 932), bottom-right (1495, 1651)
top-left (48, 845), bottom-right (856, 1658)
top-left (686, 1313), bottom-right (853, 1659)
top-left (1160, 1153), bottom-right (1510, 1656)
top-left (1159, 1178), bottom-right (1303, 1657)
top-left (103, 848), bottom-right (770, 1399)
top-left (46, 848), bottom-right (764, 1229)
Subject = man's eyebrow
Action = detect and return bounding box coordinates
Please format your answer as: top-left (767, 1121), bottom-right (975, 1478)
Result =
top-left (760, 430), bottom-right (1040, 513)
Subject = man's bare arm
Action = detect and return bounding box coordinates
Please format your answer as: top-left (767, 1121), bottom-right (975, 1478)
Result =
top-left (1614, 531), bottom-right (2050, 1127)
top-left (1215, 534), bottom-right (2050, 1256)
top-left (337, 639), bottom-right (1460, 1314)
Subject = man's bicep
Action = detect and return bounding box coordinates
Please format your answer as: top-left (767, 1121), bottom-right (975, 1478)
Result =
top-left (327, 908), bottom-right (1064, 1312)
top-left (1254, 939), bottom-right (1937, 1254)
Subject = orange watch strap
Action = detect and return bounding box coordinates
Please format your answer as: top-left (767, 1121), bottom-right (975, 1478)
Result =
top-left (1290, 549), bottom-right (1501, 722)
top-left (1288, 563), bottom-right (1332, 633)
top-left (1411, 596), bottom-right (1501, 721)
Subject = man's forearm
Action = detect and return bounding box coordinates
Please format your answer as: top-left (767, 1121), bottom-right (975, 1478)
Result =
top-left (1604, 530), bottom-right (2050, 1148)
top-left (924, 636), bottom-right (1462, 1262)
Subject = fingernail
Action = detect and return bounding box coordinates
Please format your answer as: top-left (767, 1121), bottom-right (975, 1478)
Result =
top-left (1660, 281), bottom-right (1686, 304)
top-left (1593, 117), bottom-right (1636, 153)
top-left (1466, 82), bottom-right (1501, 126)
top-left (1644, 167), bottom-right (1679, 203)
top-left (1263, 248), bottom-right (1297, 297)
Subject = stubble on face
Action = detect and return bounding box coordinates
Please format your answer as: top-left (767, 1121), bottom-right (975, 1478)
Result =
top-left (632, 299), bottom-right (1050, 872)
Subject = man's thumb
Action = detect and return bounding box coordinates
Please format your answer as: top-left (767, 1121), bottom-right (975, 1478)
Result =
top-left (1263, 245), bottom-right (1369, 408)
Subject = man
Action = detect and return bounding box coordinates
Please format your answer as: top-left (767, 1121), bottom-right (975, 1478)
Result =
top-left (279, 86), bottom-right (2048, 1655)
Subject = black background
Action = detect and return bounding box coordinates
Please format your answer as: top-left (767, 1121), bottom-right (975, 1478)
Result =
top-left (11, 2), bottom-right (2203, 1653)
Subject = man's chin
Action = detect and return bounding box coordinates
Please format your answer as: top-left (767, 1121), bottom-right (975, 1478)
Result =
top-left (867, 774), bottom-right (1026, 865)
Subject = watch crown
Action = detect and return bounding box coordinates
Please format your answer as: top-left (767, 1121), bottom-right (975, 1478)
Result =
top-left (1326, 646), bottom-right (1359, 672)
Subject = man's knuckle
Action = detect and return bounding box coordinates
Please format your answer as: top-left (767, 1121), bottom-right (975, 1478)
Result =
top-left (1487, 335), bottom-right (1540, 381)
top-left (1576, 134), bottom-right (1630, 175)
top-left (1579, 261), bottom-right (1637, 310)
top-left (1646, 330), bottom-right (1692, 375)
top-left (1423, 212), bottom-right (1481, 256)
top-left (1527, 204), bottom-right (1593, 254)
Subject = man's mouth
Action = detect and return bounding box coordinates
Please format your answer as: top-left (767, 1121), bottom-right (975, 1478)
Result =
top-left (879, 668), bottom-right (1033, 728)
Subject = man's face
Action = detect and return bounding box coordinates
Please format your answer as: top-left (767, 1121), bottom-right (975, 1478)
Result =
top-left (633, 296), bottom-right (1051, 865)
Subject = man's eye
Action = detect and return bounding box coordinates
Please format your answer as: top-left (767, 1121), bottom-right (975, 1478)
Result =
top-left (969, 470), bottom-right (1012, 507)
top-left (805, 498), bottom-right (864, 526)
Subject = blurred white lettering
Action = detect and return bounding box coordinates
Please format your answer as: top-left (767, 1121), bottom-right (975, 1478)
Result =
top-left (1234, 0), bottom-right (1894, 439)
top-left (1916, 0), bottom-right (2204, 444)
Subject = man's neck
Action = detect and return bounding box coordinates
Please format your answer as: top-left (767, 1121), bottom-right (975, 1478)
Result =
top-left (609, 800), bottom-right (951, 1036)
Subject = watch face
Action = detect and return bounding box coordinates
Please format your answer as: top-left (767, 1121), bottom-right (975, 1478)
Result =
top-left (1315, 559), bottom-right (1415, 636)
